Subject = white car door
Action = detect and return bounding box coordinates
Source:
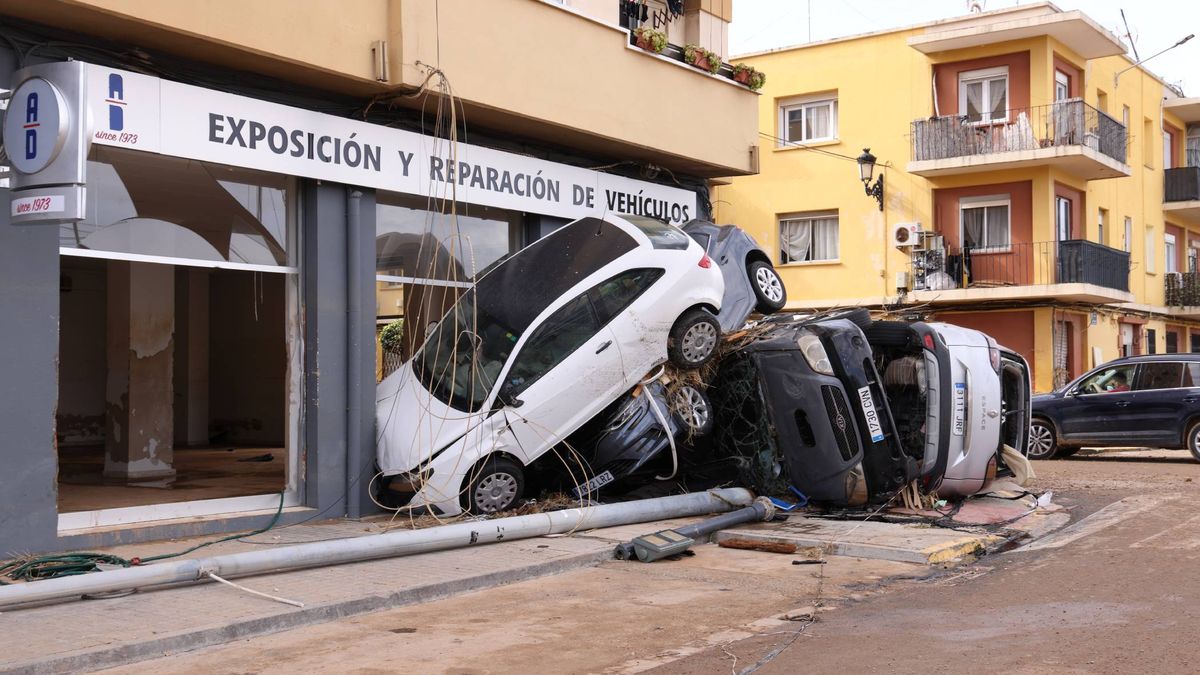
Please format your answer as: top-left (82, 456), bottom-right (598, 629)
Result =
top-left (500, 291), bottom-right (628, 462)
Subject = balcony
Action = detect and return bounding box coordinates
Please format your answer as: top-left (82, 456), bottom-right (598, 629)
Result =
top-left (1165, 272), bottom-right (1200, 308)
top-left (909, 239), bottom-right (1132, 305)
top-left (908, 100), bottom-right (1130, 180)
top-left (1164, 167), bottom-right (1200, 224)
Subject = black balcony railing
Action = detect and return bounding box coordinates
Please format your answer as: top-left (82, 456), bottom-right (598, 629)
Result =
top-left (911, 239), bottom-right (1130, 294)
top-left (911, 99), bottom-right (1128, 166)
top-left (1165, 272), bottom-right (1200, 307)
top-left (1165, 166), bottom-right (1200, 203)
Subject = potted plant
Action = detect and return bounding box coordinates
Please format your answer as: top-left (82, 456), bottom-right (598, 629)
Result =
top-left (634, 26), bottom-right (667, 54)
top-left (684, 44), bottom-right (721, 74)
top-left (732, 63), bottom-right (766, 90)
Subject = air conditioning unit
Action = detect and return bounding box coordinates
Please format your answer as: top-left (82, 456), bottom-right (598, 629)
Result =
top-left (892, 222), bottom-right (921, 248)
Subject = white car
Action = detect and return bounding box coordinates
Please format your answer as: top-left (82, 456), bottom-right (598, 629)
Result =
top-left (868, 321), bottom-right (1026, 498)
top-left (376, 214), bottom-right (725, 515)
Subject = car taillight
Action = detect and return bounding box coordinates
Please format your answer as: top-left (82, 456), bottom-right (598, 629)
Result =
top-left (699, 253), bottom-right (713, 269)
top-left (923, 333), bottom-right (936, 350)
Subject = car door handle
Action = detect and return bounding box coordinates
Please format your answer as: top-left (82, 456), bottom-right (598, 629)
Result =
top-left (595, 340), bottom-right (612, 354)
top-left (1185, 396), bottom-right (1200, 404)
top-left (1114, 400), bottom-right (1131, 407)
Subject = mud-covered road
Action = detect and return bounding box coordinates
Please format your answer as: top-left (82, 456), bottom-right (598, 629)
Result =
top-left (665, 450), bottom-right (1200, 674)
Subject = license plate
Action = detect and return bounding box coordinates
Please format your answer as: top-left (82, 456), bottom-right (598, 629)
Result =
top-left (953, 382), bottom-right (967, 436)
top-left (857, 386), bottom-right (885, 443)
top-left (571, 470), bottom-right (615, 498)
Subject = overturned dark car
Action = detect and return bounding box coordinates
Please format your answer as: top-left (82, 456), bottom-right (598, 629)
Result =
top-left (708, 311), bottom-right (919, 506)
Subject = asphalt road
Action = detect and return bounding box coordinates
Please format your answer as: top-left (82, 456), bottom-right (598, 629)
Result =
top-left (664, 450), bottom-right (1200, 674)
top-left (95, 450), bottom-right (1200, 674)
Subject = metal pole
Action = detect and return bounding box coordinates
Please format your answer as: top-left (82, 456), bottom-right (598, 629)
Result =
top-left (0, 489), bottom-right (754, 609)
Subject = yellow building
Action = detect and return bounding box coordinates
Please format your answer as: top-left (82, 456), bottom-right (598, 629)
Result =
top-left (717, 3), bottom-right (1200, 393)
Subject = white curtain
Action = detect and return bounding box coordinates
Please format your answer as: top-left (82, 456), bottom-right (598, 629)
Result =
top-left (807, 105), bottom-right (830, 140)
top-left (988, 78), bottom-right (1007, 120)
top-left (962, 208), bottom-right (985, 249)
top-left (781, 217), bottom-right (838, 262)
top-left (964, 81), bottom-right (983, 122)
top-left (987, 206), bottom-right (1010, 247)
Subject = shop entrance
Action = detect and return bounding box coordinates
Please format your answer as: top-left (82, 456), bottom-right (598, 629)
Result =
top-left (54, 147), bottom-right (301, 528)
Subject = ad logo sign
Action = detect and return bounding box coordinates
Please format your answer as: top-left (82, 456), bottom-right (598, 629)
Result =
top-left (107, 73), bottom-right (125, 131)
top-left (2, 76), bottom-right (68, 175)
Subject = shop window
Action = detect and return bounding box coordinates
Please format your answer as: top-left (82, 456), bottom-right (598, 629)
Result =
top-left (959, 67), bottom-right (1008, 123)
top-left (66, 147), bottom-right (290, 266)
top-left (374, 192), bottom-right (522, 374)
top-left (960, 195), bottom-right (1010, 251)
top-left (1192, 333), bottom-right (1200, 353)
top-left (55, 148), bottom-right (299, 526)
top-left (779, 95), bottom-right (838, 144)
top-left (779, 211), bottom-right (839, 263)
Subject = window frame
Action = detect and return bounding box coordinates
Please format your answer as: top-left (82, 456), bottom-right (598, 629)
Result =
top-left (778, 95), bottom-right (839, 145)
top-left (1054, 70), bottom-right (1070, 102)
top-left (959, 194), bottom-right (1012, 253)
top-left (778, 211), bottom-right (840, 265)
top-left (958, 66), bottom-right (1009, 125)
top-left (1165, 233), bottom-right (1178, 274)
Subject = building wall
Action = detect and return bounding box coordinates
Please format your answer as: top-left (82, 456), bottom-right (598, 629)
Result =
top-left (716, 8), bottom-right (1200, 393)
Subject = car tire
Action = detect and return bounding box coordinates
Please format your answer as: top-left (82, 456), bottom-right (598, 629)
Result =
top-left (673, 384), bottom-right (715, 437)
top-left (1188, 422), bottom-right (1200, 462)
top-left (464, 457), bottom-right (525, 514)
top-left (1027, 419), bottom-right (1058, 460)
top-left (748, 261), bottom-right (787, 314)
top-left (818, 308), bottom-right (872, 330)
top-left (669, 309), bottom-right (721, 369)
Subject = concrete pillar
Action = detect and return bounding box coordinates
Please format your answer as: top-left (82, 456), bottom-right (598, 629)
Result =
top-left (173, 268), bottom-right (210, 447)
top-left (104, 261), bottom-right (176, 483)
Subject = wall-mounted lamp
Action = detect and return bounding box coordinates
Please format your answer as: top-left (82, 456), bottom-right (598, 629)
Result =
top-left (857, 147), bottom-right (884, 212)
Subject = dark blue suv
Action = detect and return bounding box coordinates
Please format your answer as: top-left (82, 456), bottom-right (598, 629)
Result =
top-left (1029, 354), bottom-right (1200, 460)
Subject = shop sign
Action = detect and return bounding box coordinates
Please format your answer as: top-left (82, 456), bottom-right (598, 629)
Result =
top-left (82, 64), bottom-right (697, 223)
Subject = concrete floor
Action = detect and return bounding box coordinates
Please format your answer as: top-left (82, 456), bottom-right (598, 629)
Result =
top-left (57, 445), bottom-right (286, 512)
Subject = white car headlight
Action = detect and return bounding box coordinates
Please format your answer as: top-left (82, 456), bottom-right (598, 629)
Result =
top-left (796, 333), bottom-right (834, 375)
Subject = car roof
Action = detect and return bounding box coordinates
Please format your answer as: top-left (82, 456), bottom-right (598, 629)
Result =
top-left (1099, 353), bottom-right (1200, 367)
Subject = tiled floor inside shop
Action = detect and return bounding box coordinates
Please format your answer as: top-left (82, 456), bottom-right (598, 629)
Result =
top-left (57, 445), bottom-right (286, 512)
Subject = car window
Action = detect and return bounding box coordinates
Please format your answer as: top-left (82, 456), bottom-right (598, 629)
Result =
top-left (504, 294), bottom-right (600, 397)
top-left (1185, 363), bottom-right (1200, 387)
top-left (1136, 362), bottom-right (1184, 391)
top-left (588, 268), bottom-right (664, 326)
top-left (621, 215), bottom-right (691, 250)
top-left (414, 289), bottom-right (519, 412)
top-left (1077, 365), bottom-right (1136, 394)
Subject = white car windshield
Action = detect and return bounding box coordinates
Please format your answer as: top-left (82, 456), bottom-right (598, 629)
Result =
top-left (414, 217), bottom-right (637, 411)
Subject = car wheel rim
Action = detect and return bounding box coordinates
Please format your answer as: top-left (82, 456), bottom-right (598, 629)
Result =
top-left (680, 386), bottom-right (709, 431)
top-left (681, 322), bottom-right (717, 363)
top-left (1193, 430), bottom-right (1200, 455)
top-left (474, 472), bottom-right (518, 512)
top-left (755, 267), bottom-right (784, 303)
top-left (1029, 424), bottom-right (1052, 457)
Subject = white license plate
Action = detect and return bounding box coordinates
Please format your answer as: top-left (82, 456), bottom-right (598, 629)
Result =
top-left (857, 385), bottom-right (885, 443)
top-left (953, 382), bottom-right (967, 436)
top-left (572, 470), bottom-right (615, 497)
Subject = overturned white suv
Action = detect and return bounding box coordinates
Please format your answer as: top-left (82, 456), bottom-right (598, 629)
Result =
top-left (376, 214), bottom-right (725, 515)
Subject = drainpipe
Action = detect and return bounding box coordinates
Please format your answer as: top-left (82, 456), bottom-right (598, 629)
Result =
top-left (0, 488), bottom-right (754, 609)
top-left (346, 189), bottom-right (364, 519)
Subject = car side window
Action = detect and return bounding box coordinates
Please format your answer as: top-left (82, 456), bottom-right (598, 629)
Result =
top-left (1135, 362), bottom-right (1184, 391)
top-left (504, 294), bottom-right (600, 397)
top-left (588, 268), bottom-right (665, 326)
top-left (1184, 363), bottom-right (1200, 387)
top-left (1077, 365), bottom-right (1136, 394)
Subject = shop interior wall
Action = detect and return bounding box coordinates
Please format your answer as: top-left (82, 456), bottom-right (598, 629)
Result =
top-left (58, 261), bottom-right (108, 446)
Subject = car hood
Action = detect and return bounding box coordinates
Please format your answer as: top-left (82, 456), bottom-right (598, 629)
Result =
top-left (376, 361), bottom-right (490, 474)
top-left (1032, 392), bottom-right (1058, 404)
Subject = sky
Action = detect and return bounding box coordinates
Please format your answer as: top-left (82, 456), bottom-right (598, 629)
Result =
top-left (730, 0), bottom-right (1200, 94)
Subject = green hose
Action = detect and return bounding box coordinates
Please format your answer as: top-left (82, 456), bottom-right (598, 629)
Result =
top-left (1, 491), bottom-right (285, 583)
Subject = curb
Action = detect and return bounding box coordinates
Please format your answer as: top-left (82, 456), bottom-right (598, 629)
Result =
top-left (2, 547), bottom-right (614, 675)
top-left (712, 528), bottom-right (1001, 564)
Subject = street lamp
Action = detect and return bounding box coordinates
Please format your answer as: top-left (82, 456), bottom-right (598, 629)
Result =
top-left (857, 147), bottom-right (884, 211)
